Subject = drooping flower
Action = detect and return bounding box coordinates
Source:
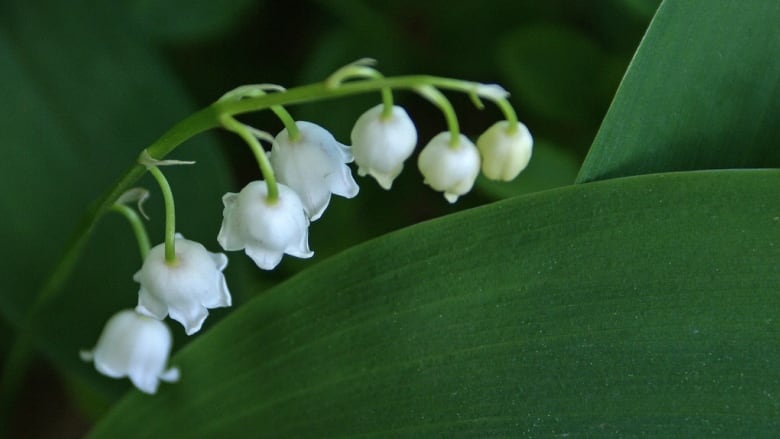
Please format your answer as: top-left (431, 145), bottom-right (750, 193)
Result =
top-left (218, 181), bottom-right (313, 270)
top-left (350, 104), bottom-right (417, 189)
top-left (80, 309), bottom-right (179, 394)
top-left (417, 132), bottom-right (481, 203)
top-left (269, 121), bottom-right (359, 221)
top-left (476, 120), bottom-right (533, 181)
top-left (134, 236), bottom-right (231, 335)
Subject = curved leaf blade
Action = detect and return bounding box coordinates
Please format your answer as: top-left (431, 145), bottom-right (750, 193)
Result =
top-left (89, 170), bottom-right (780, 437)
top-left (576, 0), bottom-right (780, 182)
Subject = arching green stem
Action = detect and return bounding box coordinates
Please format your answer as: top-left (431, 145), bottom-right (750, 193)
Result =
top-left (147, 166), bottom-right (177, 263)
top-left (2, 74), bottom-right (519, 424)
top-left (324, 59), bottom-right (395, 119)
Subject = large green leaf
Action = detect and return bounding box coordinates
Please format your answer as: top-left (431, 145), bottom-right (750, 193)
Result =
top-left (576, 0), bottom-right (780, 183)
top-left (89, 170), bottom-right (780, 437)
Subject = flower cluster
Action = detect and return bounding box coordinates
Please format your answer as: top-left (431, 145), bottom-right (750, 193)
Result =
top-left (82, 63), bottom-right (533, 394)
top-left (82, 235), bottom-right (231, 393)
top-left (218, 103), bottom-right (532, 271)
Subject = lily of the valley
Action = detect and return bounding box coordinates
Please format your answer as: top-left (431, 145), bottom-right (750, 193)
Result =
top-left (417, 132), bottom-right (481, 203)
top-left (80, 309), bottom-right (179, 394)
top-left (134, 236), bottom-right (231, 335)
top-left (269, 121), bottom-right (359, 221)
top-left (218, 181), bottom-right (313, 270)
top-left (350, 104), bottom-right (417, 189)
top-left (476, 120), bottom-right (533, 181)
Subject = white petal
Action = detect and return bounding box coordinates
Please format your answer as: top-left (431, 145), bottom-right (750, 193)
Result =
top-left (203, 274), bottom-right (232, 308)
top-left (326, 164), bottom-right (360, 199)
top-left (169, 303), bottom-right (209, 336)
top-left (136, 287), bottom-right (168, 320)
top-left (209, 251), bottom-right (228, 272)
top-left (159, 367), bottom-right (180, 383)
top-left (298, 185), bottom-right (331, 222)
top-left (218, 192), bottom-right (245, 250)
top-left (287, 231), bottom-right (314, 259)
top-left (95, 358), bottom-right (126, 379)
top-left (129, 368), bottom-right (161, 394)
top-left (222, 192), bottom-right (238, 207)
top-left (444, 193), bottom-right (459, 204)
top-left (245, 244), bottom-right (284, 270)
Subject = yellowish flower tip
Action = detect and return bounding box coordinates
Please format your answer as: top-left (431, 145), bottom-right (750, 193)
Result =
top-left (477, 120), bottom-right (533, 181)
top-left (474, 83), bottom-right (510, 100)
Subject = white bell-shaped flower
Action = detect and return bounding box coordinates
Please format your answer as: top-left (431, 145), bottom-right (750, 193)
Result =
top-left (417, 132), bottom-right (481, 203)
top-left (350, 104), bottom-right (417, 190)
top-left (269, 121), bottom-right (359, 221)
top-left (134, 236), bottom-right (231, 335)
top-left (218, 181), bottom-right (313, 270)
top-left (80, 309), bottom-right (179, 394)
top-left (477, 120), bottom-right (533, 181)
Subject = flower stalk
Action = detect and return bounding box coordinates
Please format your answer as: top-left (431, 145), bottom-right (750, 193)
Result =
top-left (415, 85), bottom-right (461, 147)
top-left (324, 59), bottom-right (396, 119)
top-left (219, 114), bottom-right (280, 202)
top-left (147, 166), bottom-right (178, 263)
top-left (110, 203), bottom-right (151, 260)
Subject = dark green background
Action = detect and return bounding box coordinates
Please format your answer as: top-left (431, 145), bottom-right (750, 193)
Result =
top-left (5, 0), bottom-right (779, 437)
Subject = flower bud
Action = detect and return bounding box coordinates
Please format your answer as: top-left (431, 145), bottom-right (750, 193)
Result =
top-left (350, 104), bottom-right (417, 189)
top-left (218, 181), bottom-right (313, 270)
top-left (80, 310), bottom-right (179, 394)
top-left (269, 121), bottom-right (359, 221)
top-left (417, 132), bottom-right (481, 203)
top-left (477, 121), bottom-right (533, 181)
top-left (134, 237), bottom-right (231, 335)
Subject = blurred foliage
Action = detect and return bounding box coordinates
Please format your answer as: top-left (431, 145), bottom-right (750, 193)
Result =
top-left (0, 0), bottom-right (658, 437)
